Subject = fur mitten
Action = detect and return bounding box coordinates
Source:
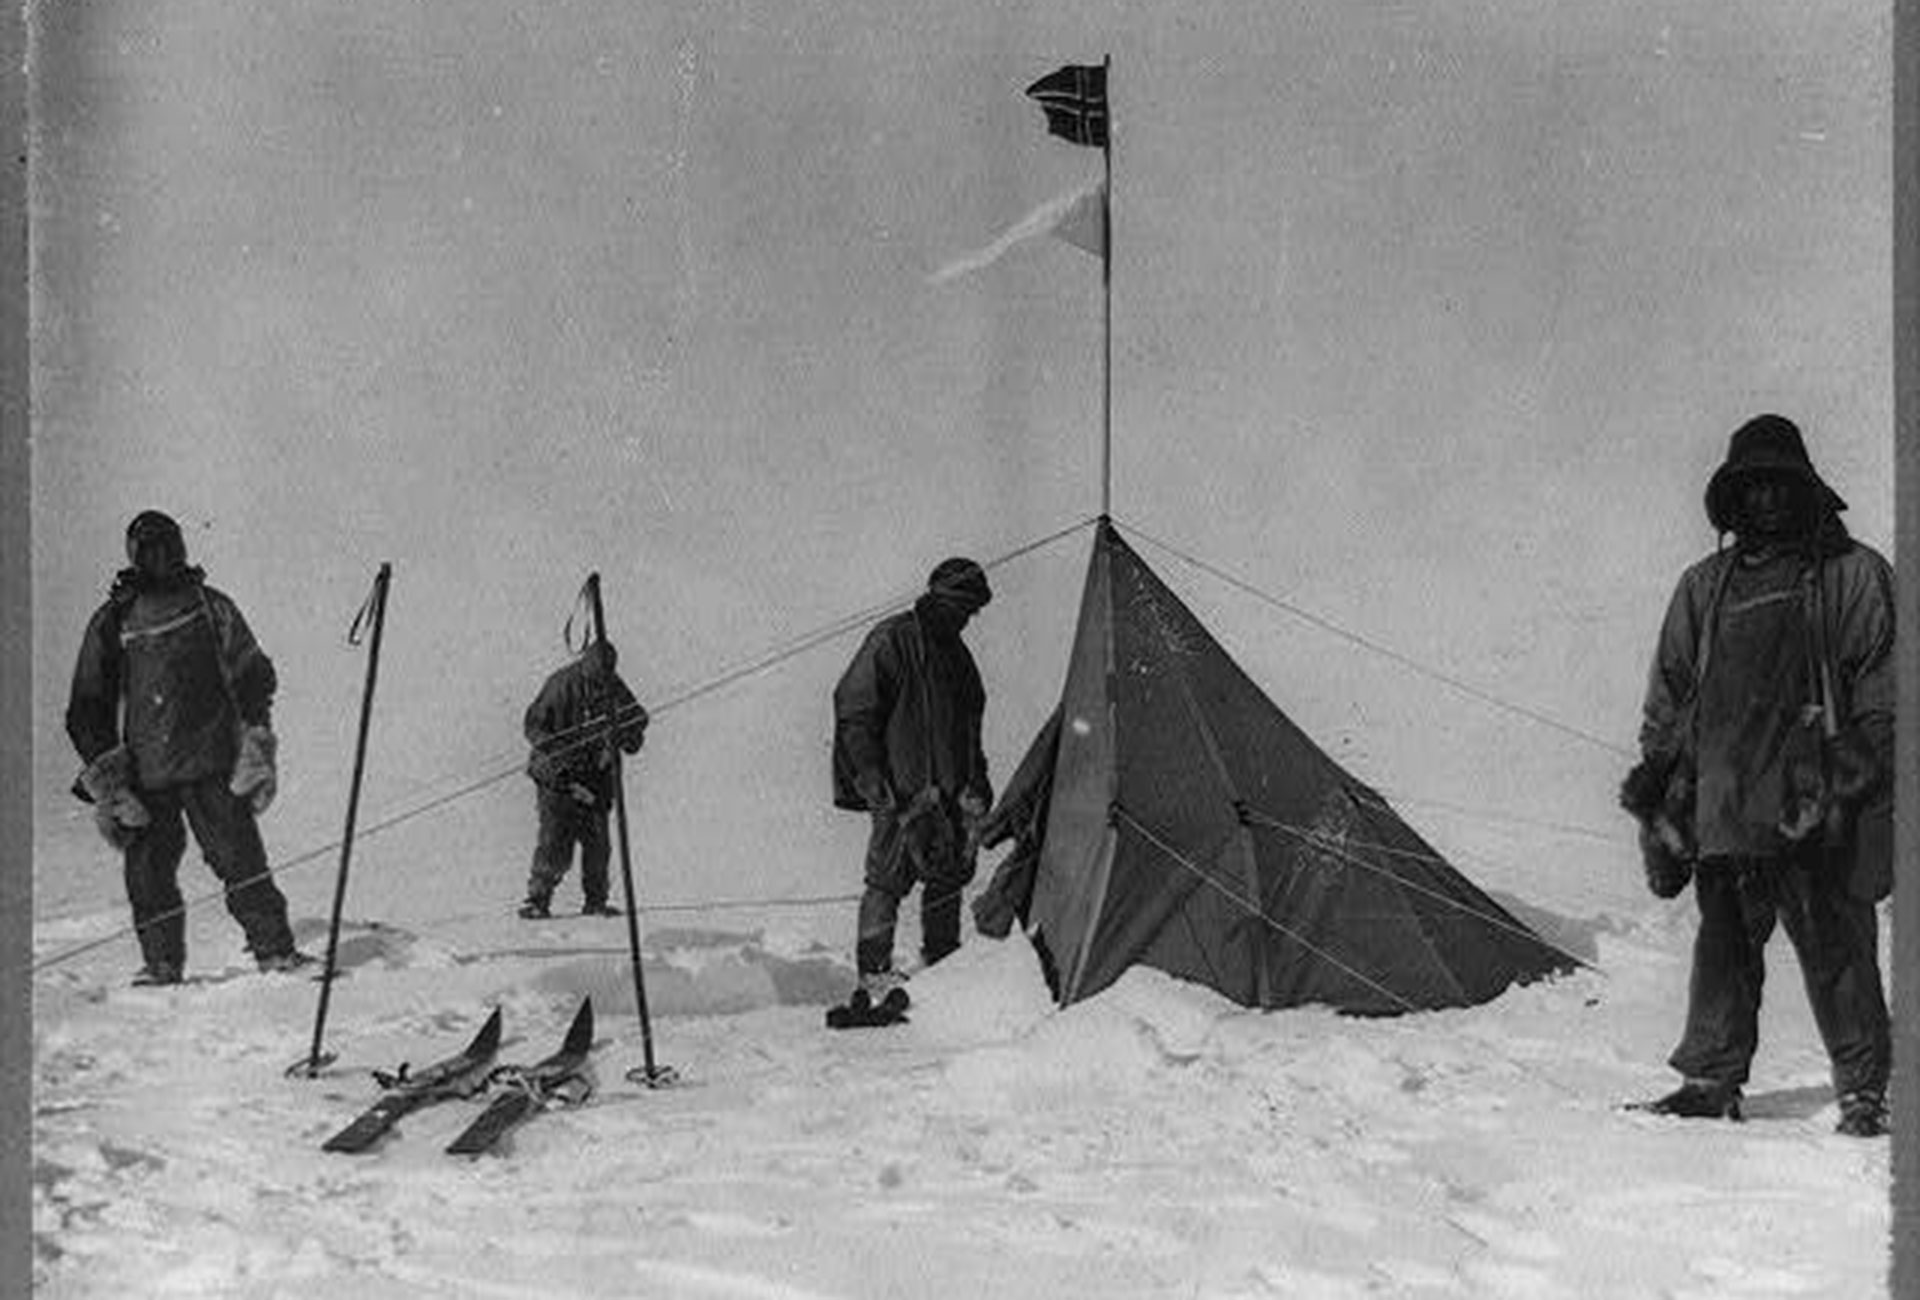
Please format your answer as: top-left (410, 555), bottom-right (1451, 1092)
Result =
top-left (80, 747), bottom-right (150, 848)
top-left (1638, 823), bottom-right (1694, 899)
top-left (1622, 753), bottom-right (1695, 899)
top-left (230, 724), bottom-right (278, 814)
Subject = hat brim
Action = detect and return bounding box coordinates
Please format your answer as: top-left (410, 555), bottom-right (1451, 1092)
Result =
top-left (1704, 460), bottom-right (1847, 534)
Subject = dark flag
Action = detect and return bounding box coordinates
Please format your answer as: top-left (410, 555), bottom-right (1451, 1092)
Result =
top-left (1026, 64), bottom-right (1108, 148)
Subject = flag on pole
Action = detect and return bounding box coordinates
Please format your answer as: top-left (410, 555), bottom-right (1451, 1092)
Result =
top-left (929, 177), bottom-right (1106, 283)
top-left (1026, 64), bottom-right (1108, 147)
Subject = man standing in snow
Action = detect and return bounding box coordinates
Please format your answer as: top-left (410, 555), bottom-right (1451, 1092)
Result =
top-left (66, 510), bottom-right (311, 985)
top-left (832, 558), bottom-right (994, 999)
top-left (1622, 416), bottom-right (1894, 1136)
top-left (518, 639), bottom-right (649, 919)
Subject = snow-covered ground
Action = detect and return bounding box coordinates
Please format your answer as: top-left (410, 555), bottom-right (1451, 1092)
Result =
top-left (31, 828), bottom-right (1892, 1300)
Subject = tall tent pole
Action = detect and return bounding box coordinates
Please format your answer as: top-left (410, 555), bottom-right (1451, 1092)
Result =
top-left (1100, 53), bottom-right (1113, 521)
top-left (290, 561), bottom-right (392, 1078)
top-left (584, 573), bottom-right (672, 1086)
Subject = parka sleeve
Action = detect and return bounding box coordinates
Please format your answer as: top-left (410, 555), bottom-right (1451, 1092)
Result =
top-left (205, 590), bottom-right (277, 726)
top-left (65, 604), bottom-right (123, 764)
top-left (1833, 550), bottom-right (1896, 767)
top-left (833, 625), bottom-right (898, 784)
top-left (610, 676), bottom-right (649, 754)
top-left (524, 674), bottom-right (564, 750)
top-left (1638, 565), bottom-right (1707, 761)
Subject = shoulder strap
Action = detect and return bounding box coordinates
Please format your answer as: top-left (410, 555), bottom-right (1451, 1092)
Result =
top-left (1804, 557), bottom-right (1840, 738)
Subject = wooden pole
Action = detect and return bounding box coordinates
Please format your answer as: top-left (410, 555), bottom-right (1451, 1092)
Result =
top-left (584, 573), bottom-right (670, 1086)
top-left (1100, 53), bottom-right (1113, 521)
top-left (291, 562), bottom-right (391, 1078)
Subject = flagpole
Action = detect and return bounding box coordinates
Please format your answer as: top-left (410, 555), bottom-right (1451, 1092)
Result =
top-left (1100, 53), bottom-right (1113, 522)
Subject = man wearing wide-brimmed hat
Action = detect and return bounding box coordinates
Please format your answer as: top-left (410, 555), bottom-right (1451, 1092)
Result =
top-left (1622, 415), bottom-right (1894, 1136)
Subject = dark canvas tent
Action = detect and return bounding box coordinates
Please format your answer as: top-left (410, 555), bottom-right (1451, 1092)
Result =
top-left (1012, 520), bottom-right (1575, 1014)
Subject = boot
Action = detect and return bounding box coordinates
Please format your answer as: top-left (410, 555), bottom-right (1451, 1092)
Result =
top-left (256, 949), bottom-right (316, 974)
top-left (131, 962), bottom-right (182, 987)
top-left (1628, 1079), bottom-right (1743, 1120)
top-left (518, 895), bottom-right (552, 920)
top-left (1836, 1091), bottom-right (1889, 1138)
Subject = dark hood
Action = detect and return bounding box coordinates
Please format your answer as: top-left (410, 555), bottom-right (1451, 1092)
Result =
top-left (1704, 413), bottom-right (1848, 537)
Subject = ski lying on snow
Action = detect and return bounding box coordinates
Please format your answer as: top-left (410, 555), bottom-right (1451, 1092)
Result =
top-left (446, 997), bottom-right (595, 1157)
top-left (321, 1007), bottom-right (504, 1154)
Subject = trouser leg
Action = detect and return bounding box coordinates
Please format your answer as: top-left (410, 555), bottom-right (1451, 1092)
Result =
top-left (1777, 854), bottom-right (1892, 1099)
top-left (526, 786), bottom-right (580, 902)
top-left (124, 789), bottom-right (188, 971)
top-left (1668, 860), bottom-right (1774, 1087)
top-left (180, 777), bottom-right (296, 958)
top-left (918, 807), bottom-right (971, 968)
top-left (577, 809), bottom-right (612, 908)
top-left (858, 809), bottom-right (909, 975)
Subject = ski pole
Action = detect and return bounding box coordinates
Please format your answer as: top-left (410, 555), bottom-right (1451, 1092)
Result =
top-left (582, 573), bottom-right (675, 1087)
top-left (290, 562), bottom-right (392, 1079)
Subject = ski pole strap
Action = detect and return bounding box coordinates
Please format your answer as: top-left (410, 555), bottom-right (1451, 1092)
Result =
top-left (347, 572), bottom-right (382, 647)
top-left (563, 578), bottom-right (594, 654)
top-left (1804, 559), bottom-right (1841, 739)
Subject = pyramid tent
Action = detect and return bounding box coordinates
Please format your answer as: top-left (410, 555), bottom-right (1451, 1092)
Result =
top-left (1018, 520), bottom-right (1576, 1014)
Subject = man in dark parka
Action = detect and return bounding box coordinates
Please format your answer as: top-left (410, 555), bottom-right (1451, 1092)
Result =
top-left (1622, 416), bottom-right (1894, 1136)
top-left (833, 558), bottom-right (994, 994)
top-left (65, 510), bottom-right (308, 985)
top-left (519, 639), bottom-right (649, 918)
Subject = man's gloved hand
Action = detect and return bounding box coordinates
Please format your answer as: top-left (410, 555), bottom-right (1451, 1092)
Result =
top-left (1619, 754), bottom-right (1673, 821)
top-left (1639, 822), bottom-right (1693, 899)
top-left (230, 724), bottom-right (279, 815)
top-left (855, 770), bottom-right (896, 814)
top-left (1825, 727), bottom-right (1884, 806)
top-left (957, 789), bottom-right (989, 820)
top-left (80, 746), bottom-right (150, 849)
top-left (569, 783), bottom-right (598, 807)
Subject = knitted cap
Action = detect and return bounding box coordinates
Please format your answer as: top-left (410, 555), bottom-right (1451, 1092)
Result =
top-left (927, 557), bottom-right (991, 611)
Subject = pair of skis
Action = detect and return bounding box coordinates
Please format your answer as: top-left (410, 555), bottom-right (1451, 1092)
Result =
top-left (321, 998), bottom-right (595, 1157)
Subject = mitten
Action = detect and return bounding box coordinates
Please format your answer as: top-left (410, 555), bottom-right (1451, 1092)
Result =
top-left (230, 724), bottom-right (278, 814)
top-left (1639, 822), bottom-right (1693, 899)
top-left (1619, 754), bottom-right (1673, 820)
top-left (854, 770), bottom-right (896, 814)
top-left (1623, 753), bottom-right (1694, 898)
top-left (526, 749), bottom-right (559, 787)
top-left (1824, 727), bottom-right (1884, 806)
top-left (80, 747), bottom-right (150, 848)
top-left (617, 704), bottom-right (650, 755)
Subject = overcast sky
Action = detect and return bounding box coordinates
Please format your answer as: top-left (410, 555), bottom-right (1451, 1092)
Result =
top-left (29, 0), bottom-right (1892, 918)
